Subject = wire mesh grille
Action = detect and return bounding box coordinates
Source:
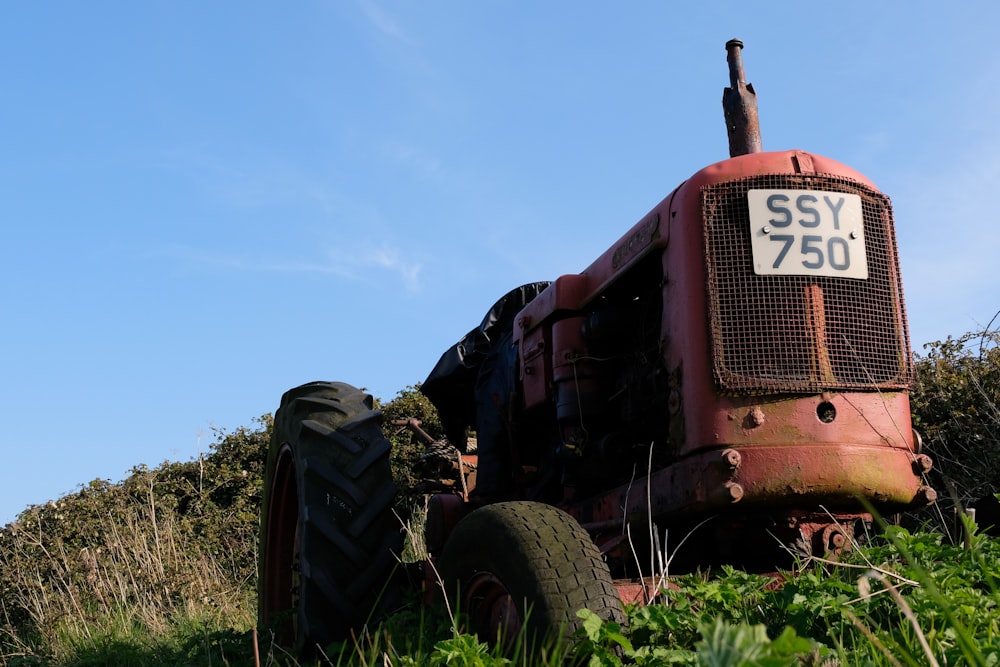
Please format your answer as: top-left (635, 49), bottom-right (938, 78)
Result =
top-left (702, 174), bottom-right (912, 393)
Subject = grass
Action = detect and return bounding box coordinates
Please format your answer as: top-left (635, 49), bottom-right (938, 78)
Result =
top-left (258, 514), bottom-right (1000, 666)
top-left (4, 466), bottom-right (1000, 667)
top-left (3, 408), bottom-right (1000, 665)
top-left (4, 511), bottom-right (1000, 665)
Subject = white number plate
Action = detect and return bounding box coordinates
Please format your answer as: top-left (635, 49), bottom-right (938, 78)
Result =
top-left (747, 189), bottom-right (868, 279)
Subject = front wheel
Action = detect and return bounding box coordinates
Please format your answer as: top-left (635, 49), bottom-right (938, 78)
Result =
top-left (258, 381), bottom-right (402, 656)
top-left (437, 501), bottom-right (624, 651)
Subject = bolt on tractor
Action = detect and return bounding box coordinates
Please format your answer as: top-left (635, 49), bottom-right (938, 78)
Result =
top-left (258, 39), bottom-right (937, 656)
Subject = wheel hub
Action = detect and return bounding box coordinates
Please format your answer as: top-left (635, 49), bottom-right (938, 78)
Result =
top-left (463, 572), bottom-right (522, 646)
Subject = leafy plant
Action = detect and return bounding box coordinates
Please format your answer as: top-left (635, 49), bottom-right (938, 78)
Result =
top-left (378, 384), bottom-right (447, 512)
top-left (696, 619), bottom-right (824, 667)
top-left (912, 325), bottom-right (1000, 515)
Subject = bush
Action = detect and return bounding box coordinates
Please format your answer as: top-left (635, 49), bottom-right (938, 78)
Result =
top-left (0, 417), bottom-right (271, 664)
top-left (911, 325), bottom-right (1000, 509)
top-left (378, 384), bottom-right (447, 511)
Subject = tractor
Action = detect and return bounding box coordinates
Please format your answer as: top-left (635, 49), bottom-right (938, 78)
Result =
top-left (257, 39), bottom-right (936, 655)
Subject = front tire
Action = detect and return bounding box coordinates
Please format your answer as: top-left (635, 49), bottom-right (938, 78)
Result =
top-left (437, 501), bottom-right (624, 651)
top-left (258, 382), bottom-right (402, 655)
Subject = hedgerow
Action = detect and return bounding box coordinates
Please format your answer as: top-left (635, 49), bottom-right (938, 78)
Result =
top-left (0, 417), bottom-right (270, 665)
top-left (911, 326), bottom-right (1000, 507)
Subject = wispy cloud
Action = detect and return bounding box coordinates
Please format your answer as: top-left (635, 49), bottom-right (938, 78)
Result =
top-left (379, 140), bottom-right (445, 183)
top-left (352, 243), bottom-right (423, 292)
top-left (354, 0), bottom-right (439, 81)
top-left (357, 0), bottom-right (411, 44)
top-left (157, 146), bottom-right (338, 212)
top-left (164, 242), bottom-right (423, 292)
top-left (153, 142), bottom-right (430, 292)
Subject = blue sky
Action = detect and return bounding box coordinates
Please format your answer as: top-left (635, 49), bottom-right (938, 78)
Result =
top-left (2, 2), bottom-right (998, 524)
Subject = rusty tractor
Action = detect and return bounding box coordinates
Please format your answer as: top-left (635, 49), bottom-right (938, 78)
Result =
top-left (258, 39), bottom-right (936, 655)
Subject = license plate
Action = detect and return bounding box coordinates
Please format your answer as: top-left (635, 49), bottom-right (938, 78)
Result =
top-left (747, 189), bottom-right (868, 279)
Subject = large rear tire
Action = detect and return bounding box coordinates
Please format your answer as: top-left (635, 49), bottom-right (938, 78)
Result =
top-left (258, 381), bottom-right (402, 656)
top-left (437, 501), bottom-right (624, 651)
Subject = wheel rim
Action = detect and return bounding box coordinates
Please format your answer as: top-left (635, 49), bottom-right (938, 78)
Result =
top-left (463, 572), bottom-right (523, 646)
top-left (261, 443), bottom-right (298, 642)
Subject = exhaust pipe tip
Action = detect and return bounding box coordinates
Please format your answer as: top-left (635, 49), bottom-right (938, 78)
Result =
top-left (723, 38), bottom-right (762, 157)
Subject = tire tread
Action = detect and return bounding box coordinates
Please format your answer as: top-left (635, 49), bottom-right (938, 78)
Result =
top-left (438, 501), bottom-right (625, 648)
top-left (258, 381), bottom-right (402, 655)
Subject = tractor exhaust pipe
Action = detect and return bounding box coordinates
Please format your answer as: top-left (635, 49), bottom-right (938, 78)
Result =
top-left (723, 39), bottom-right (762, 157)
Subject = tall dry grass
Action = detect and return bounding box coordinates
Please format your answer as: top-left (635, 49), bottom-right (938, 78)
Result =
top-left (2, 489), bottom-right (254, 663)
top-left (0, 421), bottom-right (267, 665)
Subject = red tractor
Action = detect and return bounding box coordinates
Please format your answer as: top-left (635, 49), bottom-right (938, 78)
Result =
top-left (258, 40), bottom-right (936, 655)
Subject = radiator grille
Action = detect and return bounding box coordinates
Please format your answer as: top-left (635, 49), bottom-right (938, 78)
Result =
top-left (702, 174), bottom-right (912, 393)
